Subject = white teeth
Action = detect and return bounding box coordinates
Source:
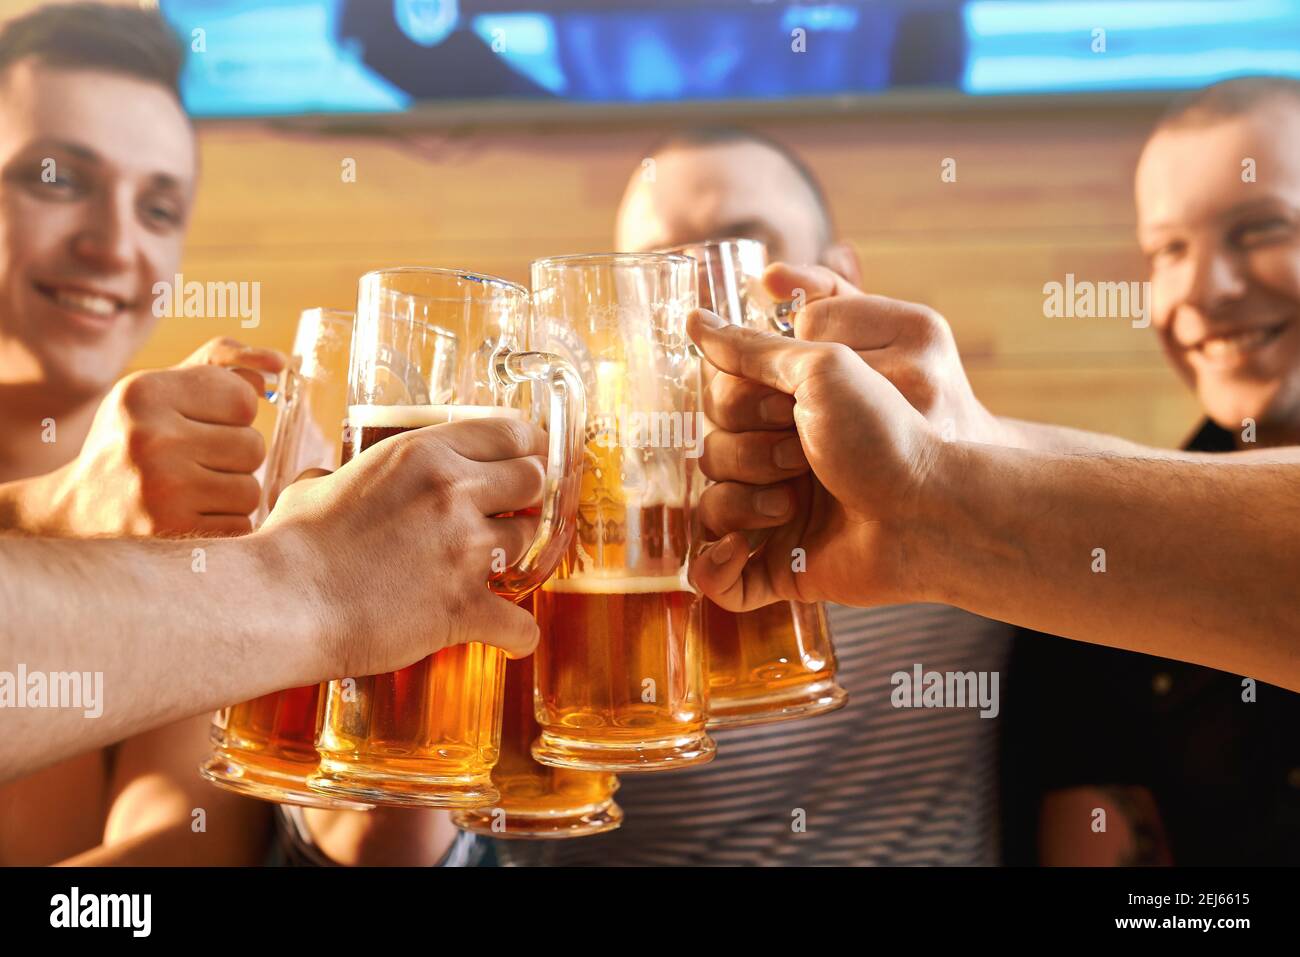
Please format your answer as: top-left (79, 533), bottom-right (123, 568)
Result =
top-left (53, 289), bottom-right (118, 317)
top-left (1198, 327), bottom-right (1276, 360)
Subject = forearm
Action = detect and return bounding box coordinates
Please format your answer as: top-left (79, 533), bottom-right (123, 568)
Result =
top-left (998, 417), bottom-right (1163, 456)
top-left (910, 442), bottom-right (1300, 690)
top-left (0, 533), bottom-right (321, 781)
top-left (997, 416), bottom-right (1300, 463)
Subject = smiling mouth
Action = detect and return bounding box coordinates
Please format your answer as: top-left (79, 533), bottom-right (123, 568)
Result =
top-left (33, 282), bottom-right (131, 321)
top-left (1188, 321), bottom-right (1289, 363)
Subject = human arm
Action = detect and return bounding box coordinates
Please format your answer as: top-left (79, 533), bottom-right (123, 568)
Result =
top-left (685, 308), bottom-right (1300, 691)
top-left (0, 416), bottom-right (547, 781)
top-left (0, 337), bottom-right (284, 538)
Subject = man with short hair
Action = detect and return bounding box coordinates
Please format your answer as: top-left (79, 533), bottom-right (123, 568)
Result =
top-left (0, 3), bottom-right (280, 865)
top-left (1006, 76), bottom-right (1300, 866)
top-left (615, 127), bottom-right (861, 281)
top-left (514, 127), bottom-right (1013, 866)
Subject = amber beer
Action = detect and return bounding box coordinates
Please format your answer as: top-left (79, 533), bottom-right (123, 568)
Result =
top-left (532, 564), bottom-right (711, 772)
top-left (704, 601), bottom-right (847, 727)
top-left (200, 308), bottom-right (370, 809)
top-left (661, 238), bottom-right (849, 728)
top-left (453, 601), bottom-right (622, 839)
top-left (202, 684), bottom-right (373, 809)
top-left (310, 403), bottom-right (520, 808)
top-left (530, 251), bottom-right (709, 772)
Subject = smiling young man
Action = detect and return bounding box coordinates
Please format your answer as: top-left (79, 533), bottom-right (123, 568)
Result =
top-left (1005, 76), bottom-right (1300, 866)
top-left (0, 4), bottom-right (281, 865)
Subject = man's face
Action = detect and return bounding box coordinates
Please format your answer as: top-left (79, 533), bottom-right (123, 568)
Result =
top-left (0, 61), bottom-right (195, 401)
top-left (616, 141), bottom-right (825, 263)
top-left (1136, 100), bottom-right (1300, 436)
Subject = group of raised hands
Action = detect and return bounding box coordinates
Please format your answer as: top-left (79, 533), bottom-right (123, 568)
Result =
top-left (6, 261), bottom-right (1300, 784)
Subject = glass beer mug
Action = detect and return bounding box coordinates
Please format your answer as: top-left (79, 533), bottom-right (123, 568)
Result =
top-left (530, 253), bottom-right (715, 772)
top-left (452, 595), bottom-right (623, 839)
top-left (201, 307), bottom-right (370, 810)
top-left (310, 268), bottom-right (584, 808)
top-left (666, 239), bottom-right (848, 729)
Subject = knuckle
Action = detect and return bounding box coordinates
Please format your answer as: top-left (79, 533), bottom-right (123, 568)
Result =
top-left (188, 363), bottom-right (224, 388)
top-left (754, 434), bottom-right (784, 476)
top-left (224, 379), bottom-right (259, 424)
top-left (493, 415), bottom-right (535, 456)
top-left (428, 468), bottom-right (466, 514)
top-left (734, 434), bottom-right (759, 476)
top-left (806, 341), bottom-right (854, 376)
top-left (698, 482), bottom-right (740, 529)
top-left (394, 429), bottom-right (444, 474)
top-left (916, 306), bottom-right (949, 342)
top-left (703, 378), bottom-right (729, 427)
top-left (519, 456), bottom-right (546, 501)
top-left (444, 465), bottom-right (477, 502)
top-left (710, 375), bottom-right (748, 430)
top-left (242, 428), bottom-right (267, 468)
top-left (800, 300), bottom-right (834, 340)
top-left (896, 365), bottom-right (937, 409)
top-left (193, 364), bottom-right (256, 417)
top-left (705, 440), bottom-right (735, 479)
top-left (137, 469), bottom-right (180, 516)
top-left (124, 419), bottom-right (170, 465)
top-left (118, 371), bottom-right (161, 415)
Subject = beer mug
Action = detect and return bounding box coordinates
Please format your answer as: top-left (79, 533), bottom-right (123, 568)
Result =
top-left (310, 268), bottom-right (585, 808)
top-left (667, 239), bottom-right (848, 728)
top-left (201, 307), bottom-right (370, 810)
top-left (530, 252), bottom-right (715, 772)
top-left (452, 597), bottom-right (623, 839)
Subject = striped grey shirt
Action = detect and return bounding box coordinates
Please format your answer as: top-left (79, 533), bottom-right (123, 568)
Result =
top-left (498, 603), bottom-right (1012, 866)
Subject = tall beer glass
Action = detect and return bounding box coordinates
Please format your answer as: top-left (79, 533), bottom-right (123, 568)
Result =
top-left (667, 239), bottom-right (848, 728)
top-left (530, 253), bottom-right (715, 772)
top-left (311, 269), bottom-right (585, 808)
top-left (452, 596), bottom-right (622, 839)
top-left (201, 308), bottom-right (369, 809)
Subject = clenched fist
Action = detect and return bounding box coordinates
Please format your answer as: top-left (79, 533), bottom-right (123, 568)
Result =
top-left (38, 337), bottom-right (285, 536)
top-left (687, 307), bottom-right (940, 612)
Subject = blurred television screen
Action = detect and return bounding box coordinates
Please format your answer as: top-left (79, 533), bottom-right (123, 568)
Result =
top-left (159, 0), bottom-right (1300, 118)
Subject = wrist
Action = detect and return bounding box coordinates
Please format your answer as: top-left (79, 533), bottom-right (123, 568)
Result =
top-left (240, 527), bottom-right (331, 687)
top-left (979, 409), bottom-right (1019, 448)
top-left (893, 434), bottom-right (971, 606)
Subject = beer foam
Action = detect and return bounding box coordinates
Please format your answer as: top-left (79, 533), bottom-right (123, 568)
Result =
top-left (347, 403), bottom-right (523, 428)
top-left (542, 573), bottom-right (695, 595)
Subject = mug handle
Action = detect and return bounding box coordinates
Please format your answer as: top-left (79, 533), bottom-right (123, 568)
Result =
top-left (253, 359), bottom-right (303, 527)
top-left (488, 348), bottom-right (586, 601)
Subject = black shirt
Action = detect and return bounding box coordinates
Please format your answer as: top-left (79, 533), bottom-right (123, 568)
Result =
top-left (1002, 420), bottom-right (1300, 865)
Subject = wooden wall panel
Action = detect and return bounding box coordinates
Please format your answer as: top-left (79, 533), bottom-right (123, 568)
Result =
top-left (122, 105), bottom-right (1202, 449)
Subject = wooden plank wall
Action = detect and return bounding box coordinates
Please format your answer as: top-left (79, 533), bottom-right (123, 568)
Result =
top-left (141, 106), bottom-right (1201, 448)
